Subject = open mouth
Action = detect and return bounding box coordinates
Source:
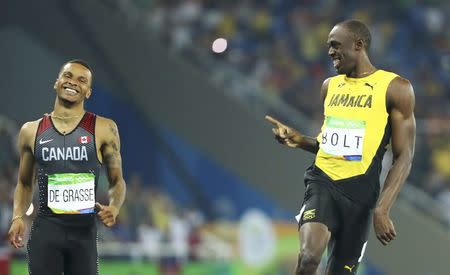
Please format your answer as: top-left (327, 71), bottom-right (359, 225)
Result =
top-left (63, 86), bottom-right (79, 96)
top-left (332, 57), bottom-right (342, 68)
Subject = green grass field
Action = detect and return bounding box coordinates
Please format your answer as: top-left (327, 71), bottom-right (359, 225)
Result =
top-left (12, 260), bottom-right (235, 275)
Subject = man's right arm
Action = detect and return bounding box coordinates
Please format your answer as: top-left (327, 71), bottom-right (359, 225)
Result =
top-left (13, 122), bottom-right (36, 217)
top-left (265, 78), bottom-right (330, 155)
top-left (8, 122), bottom-right (36, 248)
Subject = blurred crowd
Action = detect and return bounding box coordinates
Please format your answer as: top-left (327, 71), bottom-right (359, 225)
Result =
top-left (0, 117), bottom-right (17, 251)
top-left (101, 173), bottom-right (206, 262)
top-left (117, 0), bottom-right (449, 116)
top-left (115, 0), bottom-right (450, 218)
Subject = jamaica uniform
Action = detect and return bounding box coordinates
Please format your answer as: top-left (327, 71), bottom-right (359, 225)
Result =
top-left (296, 70), bottom-right (398, 274)
top-left (28, 112), bottom-right (101, 275)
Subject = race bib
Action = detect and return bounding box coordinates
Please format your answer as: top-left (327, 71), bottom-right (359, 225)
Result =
top-left (320, 116), bottom-right (365, 161)
top-left (47, 173), bottom-right (95, 214)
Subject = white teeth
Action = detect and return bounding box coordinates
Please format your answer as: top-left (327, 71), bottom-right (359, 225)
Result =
top-left (64, 87), bottom-right (77, 94)
top-left (333, 59), bottom-right (340, 67)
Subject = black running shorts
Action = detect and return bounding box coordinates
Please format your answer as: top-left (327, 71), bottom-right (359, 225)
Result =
top-left (296, 180), bottom-right (372, 275)
top-left (27, 216), bottom-right (98, 275)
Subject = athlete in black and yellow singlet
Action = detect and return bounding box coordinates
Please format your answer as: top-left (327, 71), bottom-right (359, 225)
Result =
top-left (313, 69), bottom-right (398, 206)
top-left (8, 60), bottom-right (127, 275)
top-left (266, 20), bottom-right (415, 275)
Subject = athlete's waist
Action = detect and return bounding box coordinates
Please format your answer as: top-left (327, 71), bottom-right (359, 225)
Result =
top-left (36, 167), bottom-right (101, 174)
top-left (37, 211), bottom-right (97, 227)
top-left (305, 164), bottom-right (380, 207)
top-left (314, 157), bottom-right (368, 178)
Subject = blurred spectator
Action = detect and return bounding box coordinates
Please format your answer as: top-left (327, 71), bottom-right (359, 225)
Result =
top-left (0, 116), bottom-right (18, 248)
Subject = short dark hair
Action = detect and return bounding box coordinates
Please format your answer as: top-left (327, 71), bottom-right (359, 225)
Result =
top-left (65, 59), bottom-right (93, 74)
top-left (337, 20), bottom-right (371, 50)
top-left (60, 59), bottom-right (94, 83)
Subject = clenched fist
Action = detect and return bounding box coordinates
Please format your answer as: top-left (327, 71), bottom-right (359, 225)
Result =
top-left (8, 217), bottom-right (25, 248)
top-left (96, 202), bottom-right (119, 227)
top-left (373, 208), bottom-right (397, 246)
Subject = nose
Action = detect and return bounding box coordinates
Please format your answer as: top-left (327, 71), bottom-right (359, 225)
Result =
top-left (67, 78), bottom-right (77, 86)
top-left (328, 47), bottom-right (335, 57)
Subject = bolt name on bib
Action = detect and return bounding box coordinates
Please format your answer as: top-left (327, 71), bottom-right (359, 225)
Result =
top-left (320, 116), bottom-right (365, 161)
top-left (47, 173), bottom-right (95, 214)
top-left (42, 146), bottom-right (88, 161)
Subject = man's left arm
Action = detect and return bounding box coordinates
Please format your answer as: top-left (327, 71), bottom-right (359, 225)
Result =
top-left (98, 118), bottom-right (126, 227)
top-left (373, 77), bottom-right (416, 245)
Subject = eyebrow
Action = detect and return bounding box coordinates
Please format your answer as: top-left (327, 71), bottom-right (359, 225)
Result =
top-left (61, 71), bottom-right (90, 82)
top-left (327, 39), bottom-right (341, 45)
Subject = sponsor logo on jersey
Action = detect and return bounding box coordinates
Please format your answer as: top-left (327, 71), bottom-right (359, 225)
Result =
top-left (303, 209), bottom-right (316, 220)
top-left (42, 146), bottom-right (88, 161)
top-left (344, 265), bottom-right (355, 272)
top-left (364, 82), bottom-right (376, 90)
top-left (39, 138), bottom-right (53, 145)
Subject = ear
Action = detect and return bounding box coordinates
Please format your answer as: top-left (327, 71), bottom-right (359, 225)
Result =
top-left (53, 79), bottom-right (58, 91)
top-left (355, 39), bottom-right (364, 51)
top-left (85, 88), bottom-right (92, 99)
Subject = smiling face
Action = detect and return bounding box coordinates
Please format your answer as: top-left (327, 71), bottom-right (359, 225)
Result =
top-left (327, 25), bottom-right (362, 75)
top-left (53, 62), bottom-right (92, 105)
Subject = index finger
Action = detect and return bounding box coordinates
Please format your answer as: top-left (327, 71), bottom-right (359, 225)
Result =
top-left (95, 202), bottom-right (105, 211)
top-left (265, 115), bottom-right (284, 127)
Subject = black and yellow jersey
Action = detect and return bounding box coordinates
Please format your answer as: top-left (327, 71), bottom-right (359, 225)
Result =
top-left (308, 70), bottom-right (398, 206)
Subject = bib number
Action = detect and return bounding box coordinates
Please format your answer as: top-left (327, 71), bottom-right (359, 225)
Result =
top-left (320, 117), bottom-right (365, 161)
top-left (47, 173), bottom-right (95, 214)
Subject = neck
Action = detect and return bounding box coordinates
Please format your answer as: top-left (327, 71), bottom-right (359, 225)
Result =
top-left (52, 98), bottom-right (85, 119)
top-left (347, 54), bottom-right (376, 78)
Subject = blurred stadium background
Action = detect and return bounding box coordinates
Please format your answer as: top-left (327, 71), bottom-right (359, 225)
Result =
top-left (1, 0), bottom-right (450, 274)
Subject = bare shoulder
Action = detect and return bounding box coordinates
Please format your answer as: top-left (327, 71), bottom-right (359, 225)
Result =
top-left (20, 119), bottom-right (41, 140)
top-left (96, 115), bottom-right (117, 128)
top-left (320, 77), bottom-right (332, 102)
top-left (322, 77), bottom-right (332, 88)
top-left (95, 115), bottom-right (120, 142)
top-left (387, 76), bottom-right (415, 114)
top-left (388, 76), bottom-right (414, 94)
top-left (19, 119), bottom-right (41, 149)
